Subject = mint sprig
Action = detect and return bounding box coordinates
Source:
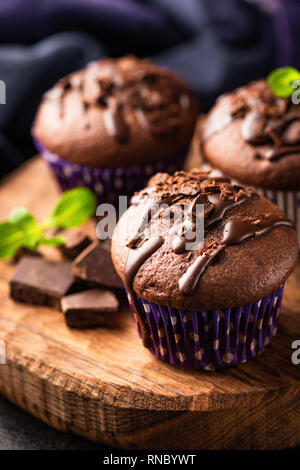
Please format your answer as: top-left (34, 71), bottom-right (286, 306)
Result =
top-left (267, 66), bottom-right (300, 98)
top-left (0, 187), bottom-right (97, 259)
top-left (42, 187), bottom-right (97, 230)
top-left (10, 208), bottom-right (43, 249)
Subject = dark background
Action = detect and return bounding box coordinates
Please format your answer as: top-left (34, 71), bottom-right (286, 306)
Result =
top-left (0, 395), bottom-right (105, 450)
top-left (0, 0), bottom-right (300, 450)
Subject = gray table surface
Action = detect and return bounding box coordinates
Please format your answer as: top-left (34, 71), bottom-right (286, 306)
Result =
top-left (0, 394), bottom-right (112, 450)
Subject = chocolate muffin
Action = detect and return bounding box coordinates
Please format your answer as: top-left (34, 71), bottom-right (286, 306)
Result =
top-left (111, 169), bottom-right (298, 370)
top-left (33, 56), bottom-right (198, 203)
top-left (201, 79), bottom-right (300, 244)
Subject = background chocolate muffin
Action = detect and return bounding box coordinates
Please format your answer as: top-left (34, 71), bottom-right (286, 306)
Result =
top-left (33, 55), bottom-right (198, 203)
top-left (201, 79), bottom-right (300, 243)
top-left (112, 169), bottom-right (298, 370)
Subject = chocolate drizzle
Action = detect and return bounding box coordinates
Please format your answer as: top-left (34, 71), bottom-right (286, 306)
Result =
top-left (46, 74), bottom-right (86, 118)
top-left (46, 56), bottom-right (192, 142)
top-left (260, 145), bottom-right (300, 161)
top-left (128, 193), bottom-right (176, 249)
top-left (203, 80), bottom-right (300, 161)
top-left (178, 245), bottom-right (223, 295)
top-left (222, 218), bottom-right (294, 244)
top-left (170, 184), bottom-right (252, 255)
top-left (178, 216), bottom-right (294, 295)
top-left (241, 110), bottom-right (267, 145)
top-left (124, 170), bottom-right (294, 312)
top-left (103, 102), bottom-right (129, 141)
top-left (206, 192), bottom-right (252, 227)
top-left (172, 236), bottom-right (188, 254)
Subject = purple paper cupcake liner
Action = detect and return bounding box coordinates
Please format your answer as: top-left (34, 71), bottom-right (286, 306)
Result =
top-left (34, 138), bottom-right (188, 204)
top-left (125, 284), bottom-right (285, 371)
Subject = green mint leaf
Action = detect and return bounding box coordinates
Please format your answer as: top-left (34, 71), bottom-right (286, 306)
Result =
top-left (267, 66), bottom-right (300, 98)
top-left (10, 207), bottom-right (43, 249)
top-left (10, 207), bottom-right (32, 225)
top-left (39, 235), bottom-right (66, 247)
top-left (42, 187), bottom-right (97, 229)
top-left (0, 222), bottom-right (28, 258)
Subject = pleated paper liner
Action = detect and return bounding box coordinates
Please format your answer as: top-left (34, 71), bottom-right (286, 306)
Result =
top-left (125, 284), bottom-right (285, 371)
top-left (35, 138), bottom-right (188, 204)
top-left (255, 188), bottom-right (300, 247)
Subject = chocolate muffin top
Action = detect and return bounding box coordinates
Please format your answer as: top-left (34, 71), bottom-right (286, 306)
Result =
top-left (112, 169), bottom-right (298, 312)
top-left (201, 80), bottom-right (300, 190)
top-left (33, 56), bottom-right (198, 168)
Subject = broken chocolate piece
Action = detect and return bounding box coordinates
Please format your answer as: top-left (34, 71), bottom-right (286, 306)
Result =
top-left (10, 257), bottom-right (76, 309)
top-left (72, 241), bottom-right (123, 289)
top-left (62, 288), bottom-right (119, 328)
top-left (13, 247), bottom-right (42, 264)
top-left (58, 229), bottom-right (92, 260)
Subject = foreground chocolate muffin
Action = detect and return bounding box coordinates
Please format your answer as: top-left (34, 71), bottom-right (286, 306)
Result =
top-left (112, 169), bottom-right (298, 370)
top-left (33, 56), bottom-right (198, 203)
top-left (201, 79), bottom-right (300, 243)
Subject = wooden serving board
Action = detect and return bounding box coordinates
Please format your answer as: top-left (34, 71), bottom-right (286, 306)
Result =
top-left (0, 157), bottom-right (299, 450)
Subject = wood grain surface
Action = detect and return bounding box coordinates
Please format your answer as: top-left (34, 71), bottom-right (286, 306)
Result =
top-left (0, 157), bottom-right (299, 450)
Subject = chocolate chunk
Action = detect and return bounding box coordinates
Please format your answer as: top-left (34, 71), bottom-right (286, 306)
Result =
top-left (10, 257), bottom-right (76, 309)
top-left (58, 229), bottom-right (92, 260)
top-left (13, 247), bottom-right (42, 263)
top-left (62, 288), bottom-right (119, 328)
top-left (72, 241), bottom-right (123, 289)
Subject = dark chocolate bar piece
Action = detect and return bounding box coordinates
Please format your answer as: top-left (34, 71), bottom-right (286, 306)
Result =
top-left (62, 288), bottom-right (119, 328)
top-left (72, 241), bottom-right (123, 289)
top-left (10, 257), bottom-right (76, 310)
top-left (58, 229), bottom-right (92, 260)
top-left (13, 247), bottom-right (42, 263)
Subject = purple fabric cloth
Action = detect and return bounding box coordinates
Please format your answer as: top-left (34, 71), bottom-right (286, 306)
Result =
top-left (0, 0), bottom-right (177, 49)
